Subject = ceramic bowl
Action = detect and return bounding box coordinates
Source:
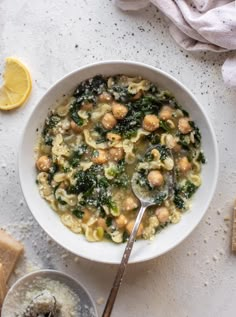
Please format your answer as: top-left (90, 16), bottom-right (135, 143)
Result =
top-left (19, 61), bottom-right (219, 263)
top-left (1, 269), bottom-right (98, 316)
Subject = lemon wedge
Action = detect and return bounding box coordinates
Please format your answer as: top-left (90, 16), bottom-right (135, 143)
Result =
top-left (0, 57), bottom-right (32, 111)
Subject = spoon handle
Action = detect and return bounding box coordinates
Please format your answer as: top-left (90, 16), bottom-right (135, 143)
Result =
top-left (102, 204), bottom-right (147, 317)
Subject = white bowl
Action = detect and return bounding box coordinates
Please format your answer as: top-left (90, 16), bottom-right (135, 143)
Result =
top-left (19, 61), bottom-right (219, 264)
top-left (1, 270), bottom-right (98, 316)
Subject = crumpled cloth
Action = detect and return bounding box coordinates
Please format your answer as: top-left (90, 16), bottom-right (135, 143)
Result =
top-left (114, 0), bottom-right (236, 87)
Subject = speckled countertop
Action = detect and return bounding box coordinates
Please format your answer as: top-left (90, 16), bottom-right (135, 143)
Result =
top-left (1, 1), bottom-right (236, 316)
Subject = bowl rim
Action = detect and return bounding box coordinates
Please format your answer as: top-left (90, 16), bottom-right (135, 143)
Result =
top-left (18, 60), bottom-right (219, 264)
top-left (2, 269), bottom-right (98, 316)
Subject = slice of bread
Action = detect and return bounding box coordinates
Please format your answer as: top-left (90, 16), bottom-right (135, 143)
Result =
top-left (0, 230), bottom-right (24, 282)
top-left (0, 263), bottom-right (7, 307)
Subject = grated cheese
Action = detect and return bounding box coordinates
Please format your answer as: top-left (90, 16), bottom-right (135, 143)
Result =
top-left (4, 277), bottom-right (82, 317)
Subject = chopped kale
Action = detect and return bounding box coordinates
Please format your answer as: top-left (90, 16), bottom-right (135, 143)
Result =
top-left (149, 83), bottom-right (158, 93)
top-left (181, 109), bottom-right (189, 117)
top-left (122, 231), bottom-right (130, 243)
top-left (104, 232), bottom-right (112, 240)
top-left (99, 209), bottom-right (106, 218)
top-left (113, 174), bottom-right (129, 188)
top-left (181, 181), bottom-right (198, 199)
top-left (69, 144), bottom-right (87, 167)
top-left (144, 152), bottom-right (154, 162)
top-left (76, 170), bottom-right (96, 193)
top-left (154, 192), bottom-right (168, 206)
top-left (106, 217), bottom-right (113, 227)
top-left (131, 95), bottom-right (161, 114)
top-left (159, 120), bottom-right (172, 133)
top-left (177, 134), bottom-right (190, 150)
top-left (112, 107), bottom-right (142, 138)
top-left (109, 84), bottom-right (132, 103)
top-left (72, 208), bottom-right (84, 219)
top-left (110, 160), bottom-right (129, 188)
top-left (94, 124), bottom-right (107, 143)
top-left (48, 163), bottom-right (58, 182)
top-left (173, 181), bottom-right (198, 209)
top-left (73, 75), bottom-right (107, 103)
top-left (98, 177), bottom-right (109, 188)
top-left (70, 76), bottom-right (106, 125)
top-left (92, 150), bottom-right (99, 158)
top-left (44, 134), bottom-right (53, 146)
top-left (123, 130), bottom-right (138, 139)
top-left (156, 144), bottom-right (170, 161)
top-left (70, 165), bottom-right (117, 211)
top-left (197, 151), bottom-right (206, 164)
top-left (42, 114), bottom-right (60, 136)
top-left (98, 189), bottom-right (115, 208)
top-left (57, 197), bottom-right (67, 205)
top-left (189, 121), bottom-right (201, 144)
top-left (111, 95), bottom-right (161, 138)
top-left (136, 169), bottom-right (152, 190)
top-left (63, 167), bottom-right (71, 173)
top-left (42, 114), bottom-right (60, 145)
top-left (171, 100), bottom-right (189, 117)
top-left (69, 101), bottom-right (84, 126)
top-left (72, 144), bottom-right (88, 157)
top-left (173, 194), bottom-right (185, 210)
top-left (146, 132), bottom-right (161, 145)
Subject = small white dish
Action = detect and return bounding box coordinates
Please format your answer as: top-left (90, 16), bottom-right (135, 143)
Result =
top-left (1, 269), bottom-right (98, 317)
top-left (18, 60), bottom-right (219, 264)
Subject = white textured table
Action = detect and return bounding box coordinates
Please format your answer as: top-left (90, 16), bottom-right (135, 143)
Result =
top-left (1, 1), bottom-right (236, 316)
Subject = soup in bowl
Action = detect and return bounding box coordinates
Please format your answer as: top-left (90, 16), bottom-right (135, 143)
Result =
top-left (19, 61), bottom-right (218, 263)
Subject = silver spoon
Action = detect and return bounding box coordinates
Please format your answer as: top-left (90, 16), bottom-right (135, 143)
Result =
top-left (102, 146), bottom-right (175, 317)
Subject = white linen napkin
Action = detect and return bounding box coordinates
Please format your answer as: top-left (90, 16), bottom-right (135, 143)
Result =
top-left (114, 0), bottom-right (236, 87)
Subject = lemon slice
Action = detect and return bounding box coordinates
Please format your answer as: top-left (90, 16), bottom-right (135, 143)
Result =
top-left (0, 57), bottom-right (32, 111)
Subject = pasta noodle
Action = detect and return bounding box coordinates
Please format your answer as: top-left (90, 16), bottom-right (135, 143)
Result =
top-left (128, 80), bottom-right (150, 94)
top-left (83, 129), bottom-right (108, 149)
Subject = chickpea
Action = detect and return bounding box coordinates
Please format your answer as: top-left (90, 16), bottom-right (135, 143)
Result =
top-left (101, 113), bottom-right (117, 130)
top-left (142, 114), bottom-right (160, 132)
top-left (173, 143), bottom-right (182, 153)
top-left (123, 196), bottom-right (139, 212)
top-left (82, 209), bottom-right (91, 223)
top-left (81, 102), bottom-right (93, 111)
top-left (177, 156), bottom-right (192, 173)
top-left (147, 170), bottom-right (164, 187)
top-left (91, 149), bottom-right (108, 164)
top-left (106, 132), bottom-right (122, 142)
top-left (112, 102), bottom-right (128, 120)
top-left (59, 180), bottom-right (70, 189)
top-left (70, 120), bottom-right (83, 133)
top-left (109, 147), bottom-right (124, 161)
top-left (155, 207), bottom-right (170, 223)
top-left (36, 155), bottom-right (51, 172)
top-left (178, 117), bottom-right (192, 134)
top-left (126, 220), bottom-right (143, 237)
top-left (159, 105), bottom-right (173, 120)
top-left (115, 214), bottom-right (128, 228)
top-left (97, 217), bottom-right (107, 230)
top-left (132, 90), bottom-right (142, 100)
top-left (98, 92), bottom-right (113, 103)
